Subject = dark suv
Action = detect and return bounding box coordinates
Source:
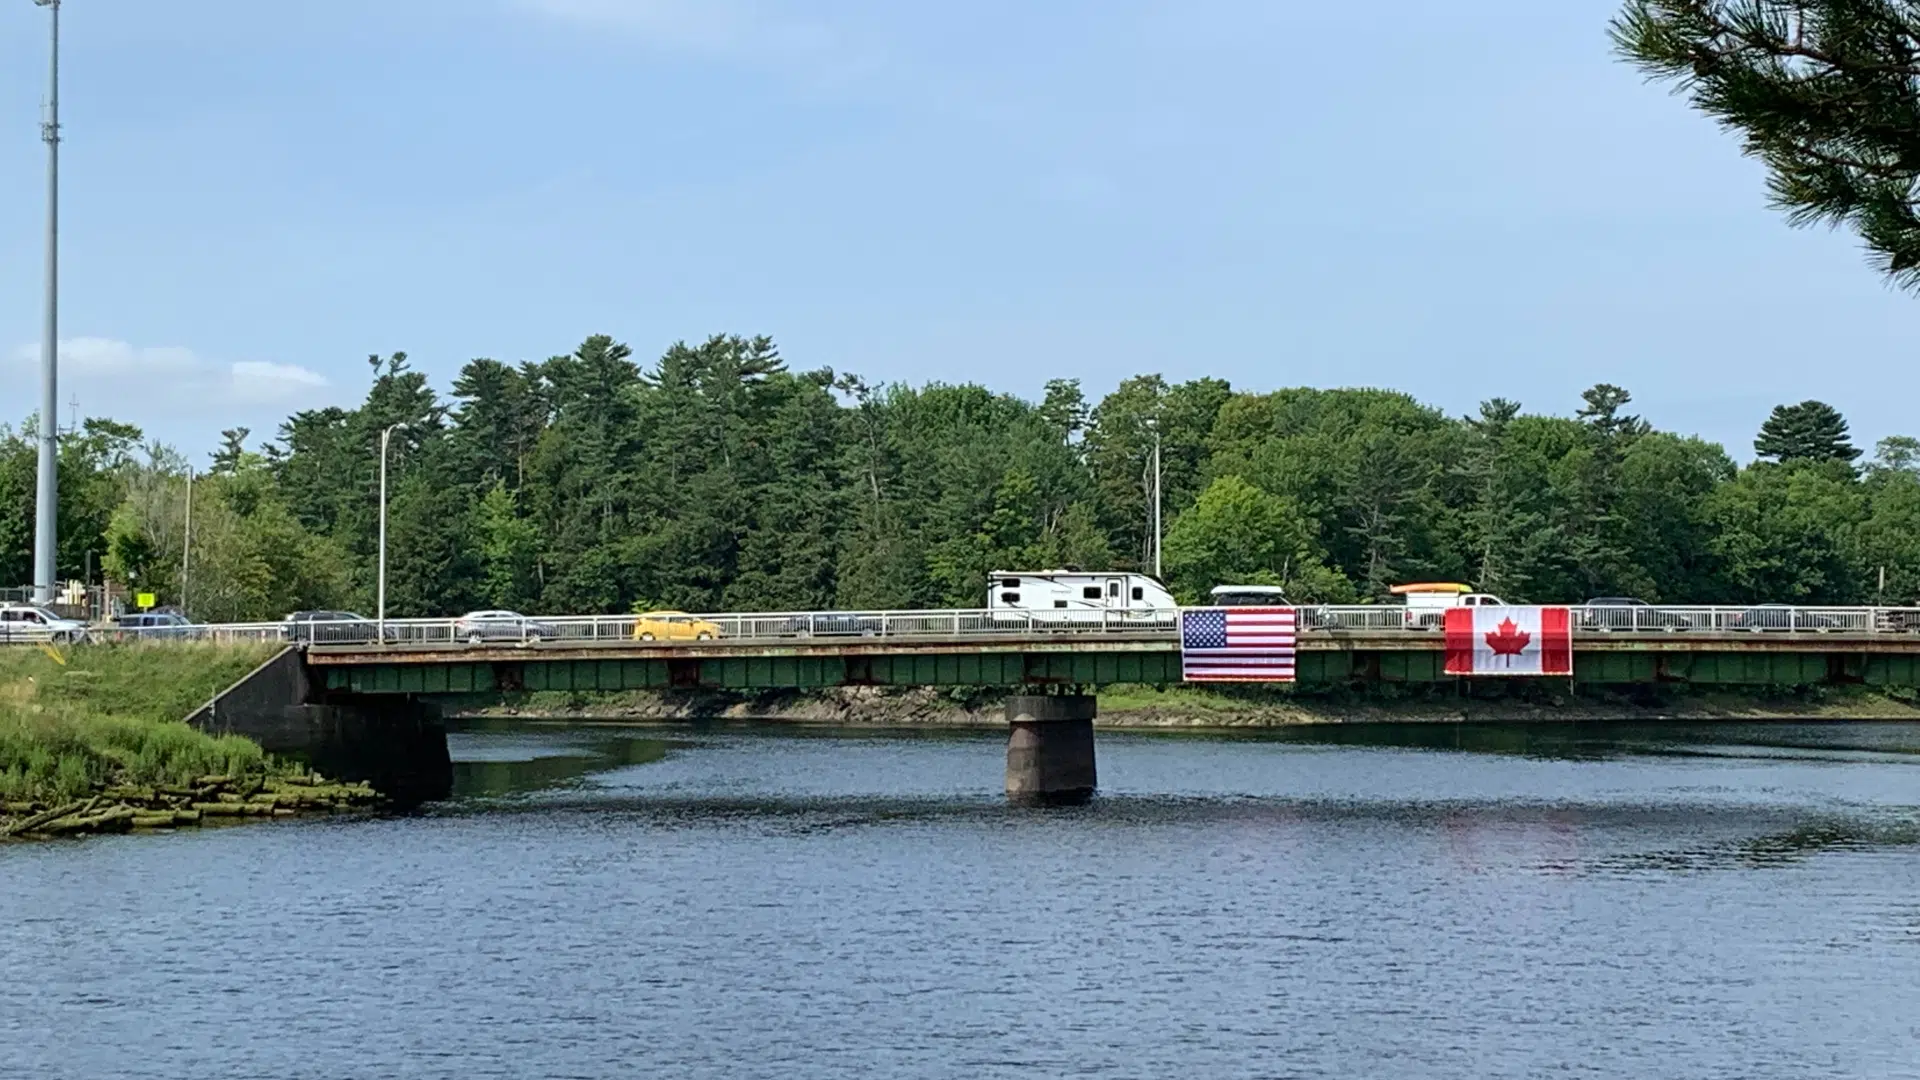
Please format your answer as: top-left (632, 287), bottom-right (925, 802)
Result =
top-left (285, 610), bottom-right (395, 644)
top-left (1580, 597), bottom-right (1692, 631)
top-left (111, 612), bottom-right (199, 641)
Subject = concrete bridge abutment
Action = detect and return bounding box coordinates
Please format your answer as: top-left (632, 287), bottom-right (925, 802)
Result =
top-left (1005, 693), bottom-right (1097, 805)
top-left (189, 648), bottom-right (453, 807)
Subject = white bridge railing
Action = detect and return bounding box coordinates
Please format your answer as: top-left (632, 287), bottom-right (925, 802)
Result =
top-left (27, 603), bottom-right (1920, 648)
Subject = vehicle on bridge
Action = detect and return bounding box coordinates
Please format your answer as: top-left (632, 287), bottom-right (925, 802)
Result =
top-left (453, 610), bottom-right (555, 645)
top-left (1209, 585), bottom-right (1291, 607)
top-left (0, 603), bottom-right (89, 644)
top-left (111, 612), bottom-right (201, 641)
top-left (631, 611), bottom-right (721, 642)
top-left (1389, 583), bottom-right (1509, 630)
top-left (1207, 584), bottom-right (1331, 629)
top-left (768, 613), bottom-right (885, 637)
top-left (285, 610), bottom-right (399, 645)
top-left (1580, 597), bottom-right (1693, 632)
top-left (988, 571), bottom-right (1176, 621)
top-left (1729, 605), bottom-right (1841, 632)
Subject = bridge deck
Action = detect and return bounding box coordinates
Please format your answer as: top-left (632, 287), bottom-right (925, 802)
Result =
top-left (304, 629), bottom-right (1920, 664)
top-left (305, 629), bottom-right (1920, 693)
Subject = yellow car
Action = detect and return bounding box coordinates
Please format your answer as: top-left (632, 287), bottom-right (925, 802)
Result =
top-left (632, 611), bottom-right (721, 642)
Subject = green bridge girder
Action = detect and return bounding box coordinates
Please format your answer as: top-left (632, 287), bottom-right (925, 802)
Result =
top-left (315, 646), bottom-right (1920, 694)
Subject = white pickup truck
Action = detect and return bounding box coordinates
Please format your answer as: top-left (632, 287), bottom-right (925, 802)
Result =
top-left (1390, 583), bottom-right (1508, 630)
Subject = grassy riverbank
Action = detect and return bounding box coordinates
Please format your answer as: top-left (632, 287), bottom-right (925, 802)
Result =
top-left (0, 642), bottom-right (283, 805)
top-left (454, 682), bottom-right (1920, 728)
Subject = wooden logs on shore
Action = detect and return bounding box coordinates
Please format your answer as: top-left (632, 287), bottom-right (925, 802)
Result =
top-left (1, 773), bottom-right (380, 840)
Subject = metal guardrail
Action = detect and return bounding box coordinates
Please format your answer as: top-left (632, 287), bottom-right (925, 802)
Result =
top-left (35, 604), bottom-right (1920, 648)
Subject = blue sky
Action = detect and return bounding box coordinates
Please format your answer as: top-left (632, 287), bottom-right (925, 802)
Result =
top-left (0, 0), bottom-right (1912, 461)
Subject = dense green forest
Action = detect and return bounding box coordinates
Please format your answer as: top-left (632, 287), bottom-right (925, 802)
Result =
top-left (3, 334), bottom-right (1917, 622)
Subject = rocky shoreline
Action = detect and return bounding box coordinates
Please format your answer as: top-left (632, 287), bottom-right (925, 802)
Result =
top-left (458, 685), bottom-right (1920, 729)
top-left (2, 772), bottom-right (381, 841)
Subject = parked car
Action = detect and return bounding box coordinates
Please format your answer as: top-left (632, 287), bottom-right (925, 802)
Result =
top-left (0, 604), bottom-right (89, 644)
top-left (631, 611), bottom-right (721, 642)
top-left (285, 610), bottom-right (397, 645)
top-left (112, 612), bottom-right (199, 641)
top-left (1729, 605), bottom-right (1840, 632)
top-left (453, 610), bottom-right (553, 644)
top-left (1580, 597), bottom-right (1692, 631)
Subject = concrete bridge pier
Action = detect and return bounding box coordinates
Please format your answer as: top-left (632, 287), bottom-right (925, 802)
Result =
top-left (1005, 694), bottom-right (1097, 805)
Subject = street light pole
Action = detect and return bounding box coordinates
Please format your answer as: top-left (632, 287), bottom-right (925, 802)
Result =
top-left (1152, 428), bottom-right (1163, 580)
top-left (180, 466), bottom-right (193, 617)
top-left (377, 423), bottom-right (407, 636)
top-left (32, 0), bottom-right (61, 606)
top-left (1146, 418), bottom-right (1163, 580)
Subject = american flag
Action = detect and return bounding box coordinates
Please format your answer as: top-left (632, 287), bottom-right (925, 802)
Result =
top-left (1179, 607), bottom-right (1297, 682)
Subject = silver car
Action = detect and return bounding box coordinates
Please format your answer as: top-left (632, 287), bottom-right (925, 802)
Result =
top-left (0, 604), bottom-right (90, 644)
top-left (452, 610), bottom-right (554, 645)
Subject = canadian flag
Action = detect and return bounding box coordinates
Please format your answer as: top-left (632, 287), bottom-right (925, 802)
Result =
top-left (1444, 606), bottom-right (1573, 677)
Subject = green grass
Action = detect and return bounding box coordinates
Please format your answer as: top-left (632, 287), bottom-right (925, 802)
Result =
top-left (0, 642), bottom-right (285, 803)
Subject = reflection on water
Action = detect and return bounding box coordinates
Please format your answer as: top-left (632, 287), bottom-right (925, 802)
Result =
top-left (5, 718), bottom-right (1920, 1079)
top-left (450, 719), bottom-right (676, 798)
top-left (1144, 718), bottom-right (1920, 761)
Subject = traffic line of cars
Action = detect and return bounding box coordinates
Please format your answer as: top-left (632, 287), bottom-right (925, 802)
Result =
top-left (1388, 585), bottom-right (1854, 632)
top-left (0, 591), bottom-right (1891, 649)
top-left (0, 605), bottom-right (228, 644)
top-left (0, 603), bottom-right (840, 648)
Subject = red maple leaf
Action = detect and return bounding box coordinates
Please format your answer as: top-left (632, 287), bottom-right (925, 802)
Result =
top-left (1484, 618), bottom-right (1531, 660)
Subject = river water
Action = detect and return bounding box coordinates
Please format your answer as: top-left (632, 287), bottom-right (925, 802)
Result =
top-left (5, 720), bottom-right (1920, 1079)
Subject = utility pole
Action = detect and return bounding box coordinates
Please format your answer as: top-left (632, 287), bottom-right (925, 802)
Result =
top-left (32, 0), bottom-right (61, 605)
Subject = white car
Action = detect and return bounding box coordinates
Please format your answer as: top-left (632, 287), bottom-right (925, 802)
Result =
top-left (0, 604), bottom-right (90, 644)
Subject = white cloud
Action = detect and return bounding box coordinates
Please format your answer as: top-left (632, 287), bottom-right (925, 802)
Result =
top-left (231, 360), bottom-right (331, 404)
top-left (13, 337), bottom-right (200, 377)
top-left (2, 339), bottom-right (334, 441)
top-left (510, 0), bottom-right (835, 57)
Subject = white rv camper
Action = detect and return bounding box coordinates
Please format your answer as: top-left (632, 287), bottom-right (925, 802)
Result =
top-left (987, 570), bottom-right (1176, 621)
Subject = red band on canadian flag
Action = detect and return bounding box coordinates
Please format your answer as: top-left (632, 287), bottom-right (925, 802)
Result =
top-left (1444, 606), bottom-right (1574, 677)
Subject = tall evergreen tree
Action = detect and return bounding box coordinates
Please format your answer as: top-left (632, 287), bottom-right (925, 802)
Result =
top-left (210, 428), bottom-right (251, 475)
top-left (1755, 400), bottom-right (1861, 463)
top-left (1568, 384), bottom-right (1652, 596)
top-left (1457, 398), bottom-right (1560, 597)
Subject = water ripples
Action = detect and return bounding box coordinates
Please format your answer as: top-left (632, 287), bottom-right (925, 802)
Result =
top-left (5, 721), bottom-right (1920, 1078)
